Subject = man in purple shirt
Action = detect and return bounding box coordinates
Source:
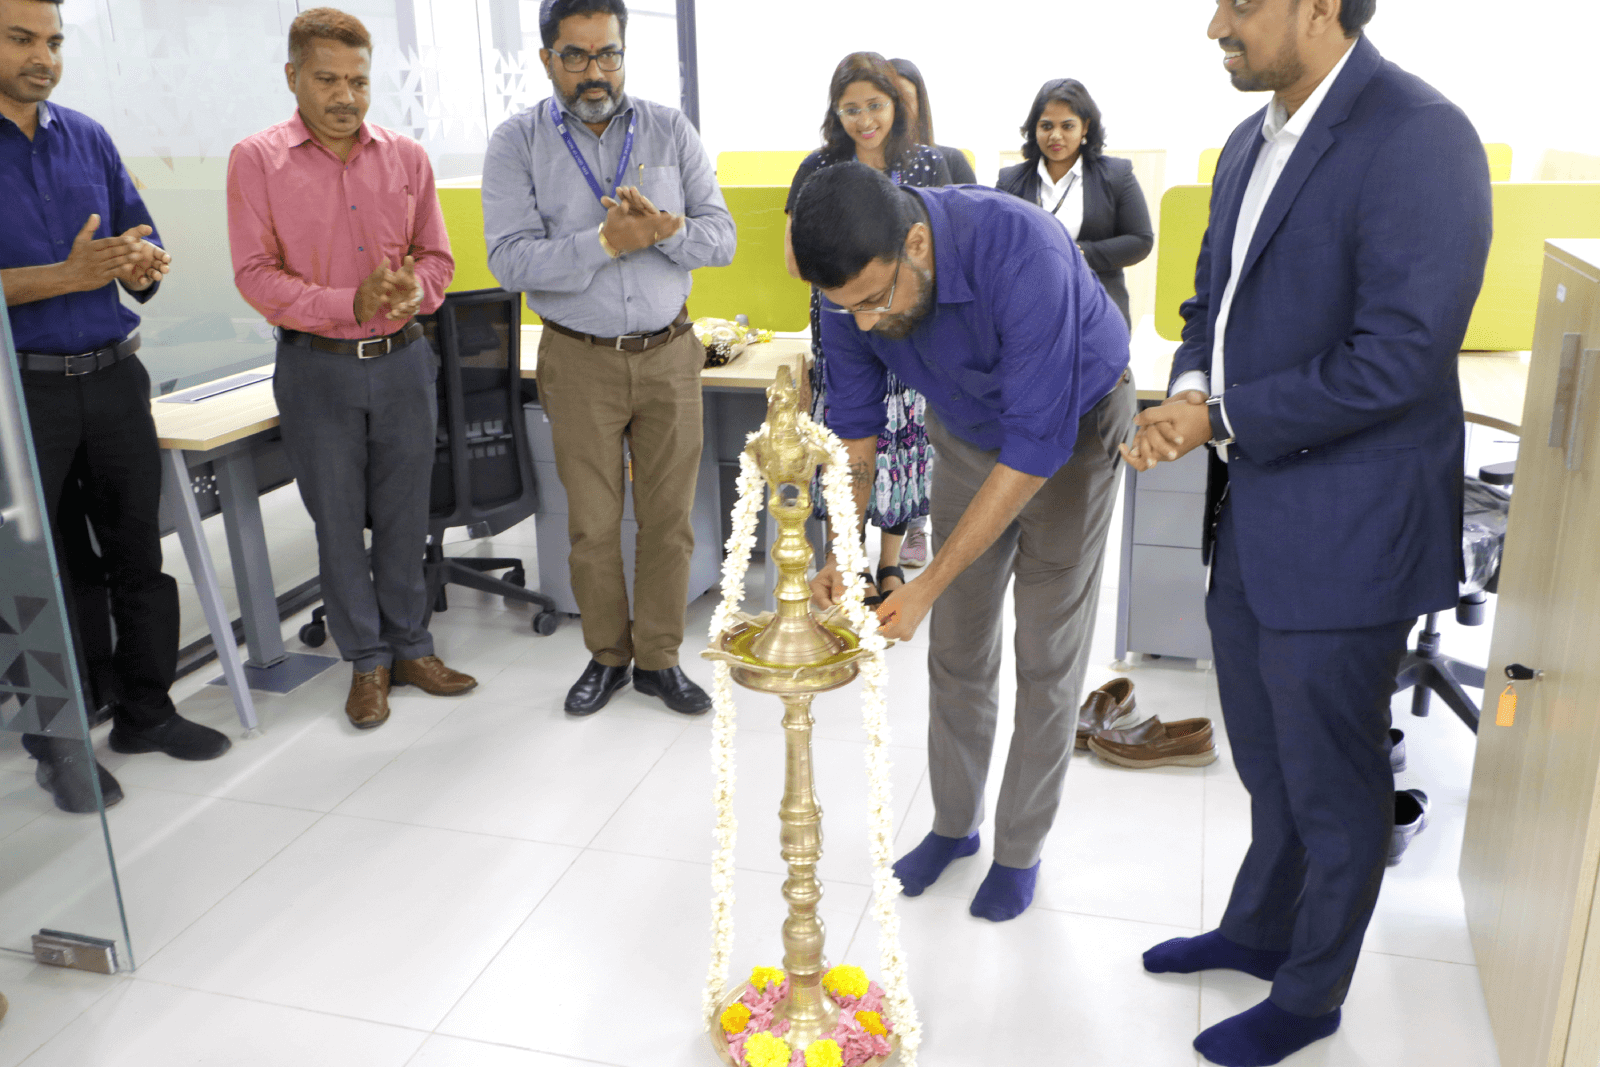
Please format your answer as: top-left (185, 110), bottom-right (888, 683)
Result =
top-left (1, 0), bottom-right (231, 814)
top-left (794, 163), bottom-right (1134, 922)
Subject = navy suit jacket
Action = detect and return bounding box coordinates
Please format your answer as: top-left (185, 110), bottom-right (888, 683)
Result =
top-left (1171, 37), bottom-right (1492, 631)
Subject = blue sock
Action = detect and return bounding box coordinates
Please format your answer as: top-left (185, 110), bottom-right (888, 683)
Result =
top-left (892, 831), bottom-right (980, 896)
top-left (1194, 999), bottom-right (1341, 1066)
top-left (1143, 930), bottom-right (1289, 981)
top-left (968, 860), bottom-right (1040, 922)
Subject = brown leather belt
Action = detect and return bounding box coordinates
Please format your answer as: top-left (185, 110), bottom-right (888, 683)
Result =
top-left (276, 320), bottom-right (424, 358)
top-left (543, 306), bottom-right (692, 353)
top-left (19, 333), bottom-right (140, 376)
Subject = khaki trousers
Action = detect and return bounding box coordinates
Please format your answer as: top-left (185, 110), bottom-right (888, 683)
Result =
top-left (536, 325), bottom-right (704, 670)
top-left (925, 375), bottom-right (1135, 868)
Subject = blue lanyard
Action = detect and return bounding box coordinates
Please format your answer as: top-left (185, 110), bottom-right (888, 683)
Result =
top-left (549, 96), bottom-right (636, 205)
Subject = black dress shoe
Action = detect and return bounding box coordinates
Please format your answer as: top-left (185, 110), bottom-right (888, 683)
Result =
top-left (1388, 788), bottom-right (1430, 867)
top-left (565, 659), bottom-right (631, 716)
top-left (109, 714), bottom-right (232, 761)
top-left (26, 737), bottom-right (123, 814)
top-left (632, 666), bottom-right (712, 715)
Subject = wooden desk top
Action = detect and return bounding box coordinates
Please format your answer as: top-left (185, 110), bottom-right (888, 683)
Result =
top-left (516, 325), bottom-right (810, 389)
top-left (1127, 317), bottom-right (1529, 434)
top-left (151, 330), bottom-right (811, 451)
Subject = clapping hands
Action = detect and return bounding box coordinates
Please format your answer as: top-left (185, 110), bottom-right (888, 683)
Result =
top-left (353, 255), bottom-right (423, 323)
top-left (1119, 389), bottom-right (1212, 473)
top-left (599, 184), bottom-right (684, 255)
top-left (62, 214), bottom-right (171, 293)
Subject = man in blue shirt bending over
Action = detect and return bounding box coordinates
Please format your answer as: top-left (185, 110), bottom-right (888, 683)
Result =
top-left (794, 162), bottom-right (1134, 921)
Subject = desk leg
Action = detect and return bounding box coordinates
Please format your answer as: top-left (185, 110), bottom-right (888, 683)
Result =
top-left (1112, 465), bottom-right (1137, 671)
top-left (163, 449), bottom-right (259, 734)
top-left (215, 449), bottom-right (287, 669)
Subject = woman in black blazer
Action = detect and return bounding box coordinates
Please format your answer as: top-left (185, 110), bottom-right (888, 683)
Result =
top-left (996, 79), bottom-right (1153, 327)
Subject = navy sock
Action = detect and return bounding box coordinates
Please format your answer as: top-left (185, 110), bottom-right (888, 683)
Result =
top-left (892, 831), bottom-right (980, 895)
top-left (1194, 999), bottom-right (1341, 1066)
top-left (1143, 930), bottom-right (1288, 981)
top-left (968, 860), bottom-right (1040, 922)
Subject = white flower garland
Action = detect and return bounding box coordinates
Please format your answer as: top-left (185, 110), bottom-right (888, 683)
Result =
top-left (702, 417), bottom-right (922, 1065)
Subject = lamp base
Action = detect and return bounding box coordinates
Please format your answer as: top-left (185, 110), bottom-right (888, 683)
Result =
top-left (707, 983), bottom-right (899, 1067)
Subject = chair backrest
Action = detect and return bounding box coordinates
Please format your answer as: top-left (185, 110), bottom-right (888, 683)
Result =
top-left (420, 288), bottom-right (539, 537)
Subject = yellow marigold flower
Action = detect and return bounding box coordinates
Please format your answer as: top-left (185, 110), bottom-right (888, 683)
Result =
top-left (856, 1010), bottom-right (888, 1036)
top-left (750, 966), bottom-right (786, 992)
top-left (719, 1003), bottom-right (751, 1035)
top-left (821, 965), bottom-right (869, 1000)
top-left (743, 1031), bottom-right (791, 1067)
top-left (804, 1038), bottom-right (844, 1067)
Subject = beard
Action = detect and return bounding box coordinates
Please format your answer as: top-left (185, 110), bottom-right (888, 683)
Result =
top-left (561, 78), bottom-right (623, 124)
top-left (1223, 35), bottom-right (1305, 93)
top-left (871, 262), bottom-right (935, 341)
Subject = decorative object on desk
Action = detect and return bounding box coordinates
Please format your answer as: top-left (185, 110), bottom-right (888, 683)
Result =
top-left (701, 366), bottom-right (919, 1066)
top-left (695, 317), bottom-right (776, 368)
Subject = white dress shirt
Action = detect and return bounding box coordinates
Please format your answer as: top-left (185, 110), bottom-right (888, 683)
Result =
top-left (1171, 42), bottom-right (1357, 458)
top-left (1036, 156), bottom-right (1084, 240)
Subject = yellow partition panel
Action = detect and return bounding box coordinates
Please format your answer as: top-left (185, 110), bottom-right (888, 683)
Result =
top-left (440, 185), bottom-right (810, 333)
top-left (1198, 148), bottom-right (1222, 184)
top-left (1154, 184), bottom-right (1212, 342)
top-left (1466, 183), bottom-right (1600, 350)
top-left (716, 151), bottom-right (810, 187)
top-left (1153, 182), bottom-right (1600, 352)
top-left (686, 186), bottom-right (811, 332)
top-left (1484, 143), bottom-right (1512, 183)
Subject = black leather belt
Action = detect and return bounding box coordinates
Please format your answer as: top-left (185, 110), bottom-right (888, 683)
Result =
top-left (19, 333), bottom-right (140, 376)
top-left (543, 306), bottom-right (692, 353)
top-left (276, 320), bottom-right (423, 358)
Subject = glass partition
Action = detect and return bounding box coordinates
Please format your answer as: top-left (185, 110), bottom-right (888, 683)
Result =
top-left (50, 0), bottom-right (680, 395)
top-left (0, 281), bottom-right (134, 972)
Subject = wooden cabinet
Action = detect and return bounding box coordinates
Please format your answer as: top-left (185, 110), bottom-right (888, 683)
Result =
top-left (1462, 239), bottom-right (1600, 1067)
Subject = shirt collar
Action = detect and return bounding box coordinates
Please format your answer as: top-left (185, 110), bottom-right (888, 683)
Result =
top-left (1261, 39), bottom-right (1357, 142)
top-left (286, 109), bottom-right (373, 150)
top-left (1034, 154), bottom-right (1082, 193)
top-left (911, 187), bottom-right (974, 305)
top-left (36, 101), bottom-right (53, 128)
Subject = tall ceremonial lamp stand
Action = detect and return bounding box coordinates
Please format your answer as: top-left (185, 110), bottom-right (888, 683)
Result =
top-left (703, 368), bottom-right (888, 1060)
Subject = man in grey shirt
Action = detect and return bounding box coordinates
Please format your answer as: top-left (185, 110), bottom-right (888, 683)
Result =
top-left (482, 0), bottom-right (734, 717)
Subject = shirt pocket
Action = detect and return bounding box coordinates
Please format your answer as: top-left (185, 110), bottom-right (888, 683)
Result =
top-left (639, 164), bottom-right (685, 215)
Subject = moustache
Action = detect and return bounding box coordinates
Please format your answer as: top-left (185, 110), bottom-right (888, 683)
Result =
top-left (575, 79), bottom-right (614, 96)
top-left (326, 107), bottom-right (360, 117)
top-left (22, 67), bottom-right (55, 81)
top-left (1219, 38), bottom-right (1244, 52)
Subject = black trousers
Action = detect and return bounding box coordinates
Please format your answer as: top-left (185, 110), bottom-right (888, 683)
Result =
top-left (1209, 503), bottom-right (1412, 1016)
top-left (20, 355), bottom-right (177, 730)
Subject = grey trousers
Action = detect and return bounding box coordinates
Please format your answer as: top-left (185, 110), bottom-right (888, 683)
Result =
top-left (925, 375), bottom-right (1134, 868)
top-left (274, 336), bottom-right (437, 673)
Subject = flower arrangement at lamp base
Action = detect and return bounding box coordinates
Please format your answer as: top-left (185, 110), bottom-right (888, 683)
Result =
top-left (711, 966), bottom-right (898, 1067)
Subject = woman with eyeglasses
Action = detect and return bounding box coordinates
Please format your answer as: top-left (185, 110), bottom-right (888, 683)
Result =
top-left (784, 51), bottom-right (949, 603)
top-left (997, 78), bottom-right (1153, 328)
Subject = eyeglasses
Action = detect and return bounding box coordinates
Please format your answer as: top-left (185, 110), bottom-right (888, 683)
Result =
top-left (555, 48), bottom-right (624, 73)
top-left (836, 99), bottom-right (890, 122)
top-left (823, 254), bottom-right (902, 316)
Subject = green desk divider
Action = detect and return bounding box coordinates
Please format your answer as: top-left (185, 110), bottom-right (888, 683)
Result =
top-left (1153, 181), bottom-right (1600, 352)
top-left (687, 186), bottom-right (811, 332)
top-left (438, 185), bottom-right (809, 334)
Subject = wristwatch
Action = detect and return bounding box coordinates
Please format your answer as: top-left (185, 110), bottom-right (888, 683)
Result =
top-left (1205, 396), bottom-right (1235, 447)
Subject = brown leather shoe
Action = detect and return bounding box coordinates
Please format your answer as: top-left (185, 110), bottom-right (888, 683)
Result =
top-left (346, 666), bottom-right (391, 730)
top-left (1077, 677), bottom-right (1137, 750)
top-left (392, 655), bottom-right (478, 696)
top-left (1088, 716), bottom-right (1217, 768)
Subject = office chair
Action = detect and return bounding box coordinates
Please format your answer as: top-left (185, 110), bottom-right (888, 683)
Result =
top-left (299, 288), bottom-right (560, 646)
top-left (1392, 464), bottom-right (1513, 733)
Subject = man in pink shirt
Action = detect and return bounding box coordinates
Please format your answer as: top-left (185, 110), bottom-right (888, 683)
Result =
top-left (226, 7), bottom-right (475, 730)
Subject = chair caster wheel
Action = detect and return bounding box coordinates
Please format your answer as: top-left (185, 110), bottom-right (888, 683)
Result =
top-left (299, 622), bottom-right (326, 647)
top-left (533, 611), bottom-right (560, 636)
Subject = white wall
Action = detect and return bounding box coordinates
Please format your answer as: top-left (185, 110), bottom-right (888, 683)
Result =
top-left (695, 0), bottom-right (1600, 187)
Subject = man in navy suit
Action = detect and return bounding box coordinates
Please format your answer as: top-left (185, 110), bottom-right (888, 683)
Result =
top-left (1123, 1), bottom-right (1491, 1064)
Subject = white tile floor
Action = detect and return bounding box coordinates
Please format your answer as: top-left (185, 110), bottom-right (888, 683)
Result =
top-left (0, 459), bottom-right (1510, 1066)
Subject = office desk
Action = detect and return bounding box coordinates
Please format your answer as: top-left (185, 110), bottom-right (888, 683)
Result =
top-left (1116, 327), bottom-right (1530, 665)
top-left (151, 332), bottom-right (808, 731)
